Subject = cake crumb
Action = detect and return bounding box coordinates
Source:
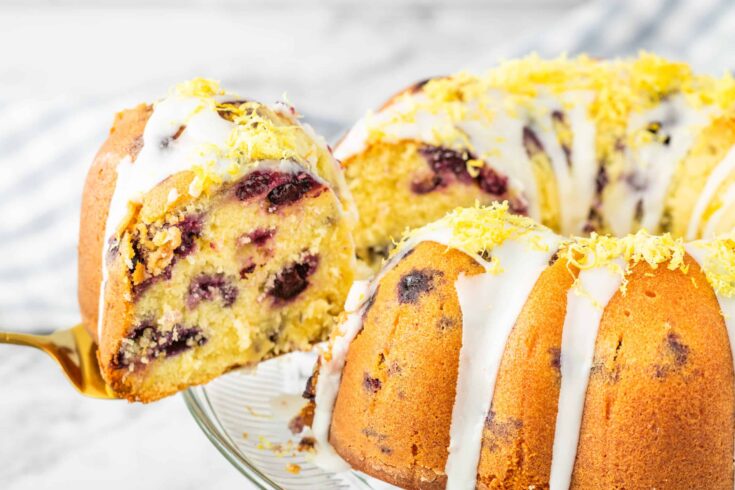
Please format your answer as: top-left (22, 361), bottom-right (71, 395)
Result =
top-left (298, 436), bottom-right (316, 453)
top-left (286, 463), bottom-right (301, 475)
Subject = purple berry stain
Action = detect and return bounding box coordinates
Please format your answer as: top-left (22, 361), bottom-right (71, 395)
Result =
top-left (268, 254), bottom-right (319, 303)
top-left (187, 273), bottom-right (239, 309)
top-left (397, 269), bottom-right (442, 304)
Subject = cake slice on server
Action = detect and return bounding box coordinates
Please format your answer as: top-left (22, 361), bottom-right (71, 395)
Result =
top-left (78, 79), bottom-right (356, 402)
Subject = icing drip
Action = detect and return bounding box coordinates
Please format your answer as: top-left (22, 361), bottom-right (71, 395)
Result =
top-left (550, 91), bottom-right (598, 235)
top-left (549, 259), bottom-right (624, 489)
top-left (605, 94), bottom-right (709, 236)
top-left (311, 280), bottom-right (370, 472)
top-left (445, 229), bottom-right (560, 489)
top-left (687, 144), bottom-right (735, 239)
top-left (458, 91), bottom-right (541, 221)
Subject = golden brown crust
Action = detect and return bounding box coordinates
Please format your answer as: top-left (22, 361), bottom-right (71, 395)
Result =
top-left (572, 255), bottom-right (733, 489)
top-left (475, 254), bottom-right (574, 488)
top-left (329, 243), bottom-right (734, 489)
top-left (78, 104), bottom-right (152, 343)
top-left (330, 241), bottom-right (483, 489)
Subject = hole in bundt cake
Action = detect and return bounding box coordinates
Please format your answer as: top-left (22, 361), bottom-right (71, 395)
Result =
top-left (387, 361), bottom-right (402, 375)
top-left (410, 444), bottom-right (418, 458)
top-left (437, 316), bottom-right (456, 331)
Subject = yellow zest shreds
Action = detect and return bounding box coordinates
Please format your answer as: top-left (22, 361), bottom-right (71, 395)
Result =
top-left (165, 80), bottom-right (324, 197)
top-left (188, 160), bottom-right (224, 198)
top-left (560, 229), bottom-right (688, 294)
top-left (393, 201), bottom-right (547, 261)
top-left (628, 53), bottom-right (694, 98)
top-left (220, 102), bottom-right (317, 164)
top-left (692, 72), bottom-right (735, 113)
top-left (359, 52), bottom-right (735, 170)
top-left (484, 53), bottom-right (602, 96)
top-left (693, 236), bottom-right (735, 298)
top-left (173, 78), bottom-right (225, 98)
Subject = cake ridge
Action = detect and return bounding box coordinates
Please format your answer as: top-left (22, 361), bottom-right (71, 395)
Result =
top-left (309, 204), bottom-right (735, 488)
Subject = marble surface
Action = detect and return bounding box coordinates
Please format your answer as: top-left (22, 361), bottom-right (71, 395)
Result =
top-left (0, 1), bottom-right (581, 489)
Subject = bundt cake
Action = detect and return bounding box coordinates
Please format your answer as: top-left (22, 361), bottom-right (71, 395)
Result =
top-left (305, 203), bottom-right (735, 489)
top-left (335, 53), bottom-right (735, 269)
top-left (78, 79), bottom-right (356, 402)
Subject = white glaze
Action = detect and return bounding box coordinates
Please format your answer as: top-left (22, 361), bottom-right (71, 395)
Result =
top-left (458, 90), bottom-right (541, 221)
top-left (687, 144), bottom-right (735, 240)
top-left (549, 259), bottom-right (624, 490)
top-left (605, 95), bottom-right (709, 236)
top-left (684, 242), bottom-right (735, 490)
top-left (311, 280), bottom-right (370, 472)
top-left (444, 229), bottom-right (560, 489)
top-left (556, 91), bottom-right (599, 235)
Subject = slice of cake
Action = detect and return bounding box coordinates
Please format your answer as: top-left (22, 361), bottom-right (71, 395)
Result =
top-left (78, 79), bottom-right (356, 402)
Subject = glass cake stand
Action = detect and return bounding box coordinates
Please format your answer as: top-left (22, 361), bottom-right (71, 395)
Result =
top-left (183, 351), bottom-right (397, 490)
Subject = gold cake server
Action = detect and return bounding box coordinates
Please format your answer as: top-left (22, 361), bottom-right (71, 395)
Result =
top-left (0, 324), bottom-right (118, 399)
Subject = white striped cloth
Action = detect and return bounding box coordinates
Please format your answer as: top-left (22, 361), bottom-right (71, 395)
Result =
top-left (2, 0), bottom-right (735, 332)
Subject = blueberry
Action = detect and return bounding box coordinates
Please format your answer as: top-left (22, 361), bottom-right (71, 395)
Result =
top-left (235, 171), bottom-right (275, 201)
top-left (478, 166), bottom-right (509, 195)
top-left (176, 215), bottom-right (203, 258)
top-left (187, 273), bottom-right (238, 309)
top-left (266, 173), bottom-right (320, 209)
top-left (268, 254), bottom-right (319, 302)
top-left (397, 269), bottom-right (442, 304)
